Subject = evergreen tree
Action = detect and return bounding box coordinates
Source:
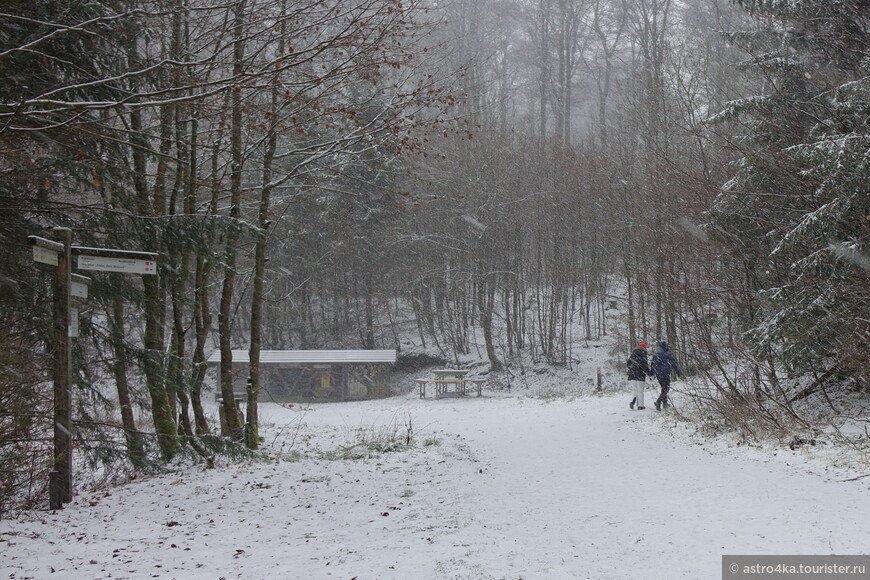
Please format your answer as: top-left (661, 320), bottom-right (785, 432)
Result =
top-left (709, 1), bottom-right (869, 383)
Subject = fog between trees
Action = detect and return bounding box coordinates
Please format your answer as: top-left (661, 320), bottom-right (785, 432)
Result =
top-left (1, 0), bottom-right (867, 510)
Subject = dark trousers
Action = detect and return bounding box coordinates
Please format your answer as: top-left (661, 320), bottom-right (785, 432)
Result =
top-left (656, 376), bottom-right (671, 407)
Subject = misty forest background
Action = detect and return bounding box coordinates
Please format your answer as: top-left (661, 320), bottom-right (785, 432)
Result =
top-left (1, 0), bottom-right (867, 511)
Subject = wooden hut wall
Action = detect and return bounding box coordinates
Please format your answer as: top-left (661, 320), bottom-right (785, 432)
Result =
top-left (225, 362), bottom-right (392, 402)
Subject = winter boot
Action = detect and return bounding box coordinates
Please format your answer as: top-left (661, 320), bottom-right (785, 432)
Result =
top-left (630, 397), bottom-right (636, 410)
top-left (654, 400), bottom-right (661, 411)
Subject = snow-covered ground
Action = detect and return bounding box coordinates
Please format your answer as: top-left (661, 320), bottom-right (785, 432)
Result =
top-left (2, 384), bottom-right (869, 580)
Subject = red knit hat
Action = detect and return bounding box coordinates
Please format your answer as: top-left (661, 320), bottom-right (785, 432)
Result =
top-left (638, 342), bottom-right (647, 349)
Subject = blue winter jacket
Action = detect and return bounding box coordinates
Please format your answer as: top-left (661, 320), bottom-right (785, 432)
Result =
top-left (651, 341), bottom-right (681, 379)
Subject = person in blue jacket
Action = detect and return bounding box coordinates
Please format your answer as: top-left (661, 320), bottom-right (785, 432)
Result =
top-left (651, 341), bottom-right (682, 411)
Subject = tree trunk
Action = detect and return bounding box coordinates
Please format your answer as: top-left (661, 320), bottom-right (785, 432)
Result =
top-left (110, 295), bottom-right (145, 468)
top-left (246, 30), bottom-right (282, 448)
top-left (218, 0), bottom-right (248, 440)
top-left (131, 106), bottom-right (178, 460)
top-left (476, 265), bottom-right (503, 372)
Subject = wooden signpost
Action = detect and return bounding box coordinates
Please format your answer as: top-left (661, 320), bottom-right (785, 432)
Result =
top-left (28, 230), bottom-right (158, 509)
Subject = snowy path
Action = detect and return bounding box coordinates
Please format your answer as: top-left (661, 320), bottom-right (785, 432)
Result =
top-left (2, 393), bottom-right (868, 580)
top-left (413, 396), bottom-right (870, 579)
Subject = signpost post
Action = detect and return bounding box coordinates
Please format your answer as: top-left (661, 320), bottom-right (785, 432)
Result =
top-left (28, 232), bottom-right (157, 509)
top-left (51, 228), bottom-right (72, 509)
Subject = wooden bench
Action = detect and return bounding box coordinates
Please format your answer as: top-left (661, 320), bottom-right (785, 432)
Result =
top-left (215, 392), bottom-right (247, 404)
top-left (414, 377), bottom-right (485, 399)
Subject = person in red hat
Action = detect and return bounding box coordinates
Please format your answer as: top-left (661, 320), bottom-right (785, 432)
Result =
top-left (627, 342), bottom-right (653, 409)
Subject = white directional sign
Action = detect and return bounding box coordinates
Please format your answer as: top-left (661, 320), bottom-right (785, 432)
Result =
top-left (71, 280), bottom-right (88, 300)
top-left (77, 255), bottom-right (157, 275)
top-left (69, 308), bottom-right (79, 338)
top-left (33, 246), bottom-right (59, 266)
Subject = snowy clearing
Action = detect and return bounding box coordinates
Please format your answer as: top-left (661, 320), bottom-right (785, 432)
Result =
top-left (2, 389), bottom-right (869, 580)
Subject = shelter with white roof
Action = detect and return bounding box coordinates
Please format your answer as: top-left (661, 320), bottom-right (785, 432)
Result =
top-left (206, 349), bottom-right (397, 402)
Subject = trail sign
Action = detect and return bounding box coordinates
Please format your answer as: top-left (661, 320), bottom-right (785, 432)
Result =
top-left (77, 255), bottom-right (157, 274)
top-left (28, 230), bottom-right (158, 509)
top-left (69, 308), bottom-right (79, 338)
top-left (71, 280), bottom-right (88, 300)
top-left (33, 245), bottom-right (59, 266)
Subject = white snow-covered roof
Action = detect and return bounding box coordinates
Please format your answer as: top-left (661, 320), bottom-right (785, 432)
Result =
top-left (206, 350), bottom-right (397, 365)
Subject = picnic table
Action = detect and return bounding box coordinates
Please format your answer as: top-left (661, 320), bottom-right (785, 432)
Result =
top-left (432, 369), bottom-right (469, 379)
top-left (415, 369), bottom-right (485, 399)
